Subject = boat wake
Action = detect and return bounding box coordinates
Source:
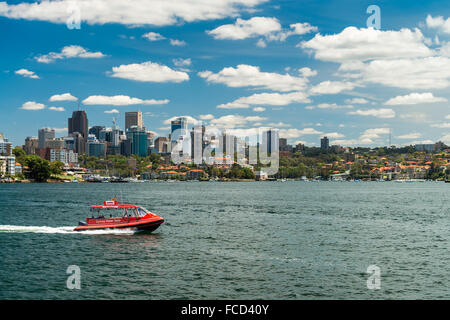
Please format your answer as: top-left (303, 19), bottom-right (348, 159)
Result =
top-left (0, 225), bottom-right (138, 235)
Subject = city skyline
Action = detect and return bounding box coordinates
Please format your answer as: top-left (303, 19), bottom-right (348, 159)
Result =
top-left (2, 0), bottom-right (450, 148)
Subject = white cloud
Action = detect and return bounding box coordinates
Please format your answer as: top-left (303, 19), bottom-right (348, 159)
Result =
top-left (217, 91), bottom-right (310, 109)
top-left (199, 64), bottom-right (310, 92)
top-left (0, 0), bottom-right (266, 26)
top-left (324, 132), bottom-right (345, 139)
top-left (110, 61), bottom-right (189, 83)
top-left (49, 93), bottom-right (78, 102)
top-left (170, 39), bottom-right (186, 46)
top-left (15, 68), bottom-right (39, 79)
top-left (430, 122), bottom-right (450, 128)
top-left (309, 81), bottom-right (358, 95)
top-left (300, 27), bottom-right (433, 63)
top-left (397, 133), bottom-right (422, 139)
top-left (348, 108), bottom-right (395, 118)
top-left (426, 15), bottom-right (450, 34)
top-left (35, 45), bottom-right (105, 63)
top-left (279, 128), bottom-right (323, 138)
top-left (142, 32), bottom-right (165, 41)
top-left (209, 114), bottom-right (267, 129)
top-left (342, 56), bottom-right (450, 90)
top-left (105, 109), bottom-right (120, 114)
top-left (82, 95), bottom-right (169, 106)
top-left (345, 97), bottom-right (369, 104)
top-left (384, 92), bottom-right (447, 105)
top-left (207, 17), bottom-right (282, 40)
top-left (253, 107), bottom-right (265, 112)
top-left (207, 17), bottom-right (317, 43)
top-left (199, 114), bottom-right (214, 120)
top-left (173, 58), bottom-right (192, 67)
top-left (267, 122), bottom-right (290, 127)
top-left (51, 128), bottom-right (68, 134)
top-left (20, 101), bottom-right (45, 110)
top-left (49, 106), bottom-right (65, 112)
top-left (298, 67), bottom-right (317, 77)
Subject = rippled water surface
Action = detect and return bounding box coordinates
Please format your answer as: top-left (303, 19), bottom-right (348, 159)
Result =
top-left (1, 181), bottom-right (449, 299)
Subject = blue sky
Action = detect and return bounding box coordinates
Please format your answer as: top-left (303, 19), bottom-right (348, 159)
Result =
top-left (1, 0), bottom-right (450, 147)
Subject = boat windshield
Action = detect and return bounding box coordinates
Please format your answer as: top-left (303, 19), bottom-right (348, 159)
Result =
top-left (137, 207), bottom-right (148, 217)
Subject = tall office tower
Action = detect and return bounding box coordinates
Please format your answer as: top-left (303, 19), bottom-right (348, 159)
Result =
top-left (126, 126), bottom-right (148, 157)
top-left (170, 117), bottom-right (188, 146)
top-left (24, 137), bottom-right (38, 155)
top-left (190, 125), bottom-right (205, 163)
top-left (154, 137), bottom-right (169, 154)
top-left (38, 128), bottom-right (55, 149)
top-left (125, 112), bottom-right (143, 130)
top-left (320, 136), bottom-right (329, 150)
top-left (68, 110), bottom-right (88, 140)
top-left (261, 129), bottom-right (279, 154)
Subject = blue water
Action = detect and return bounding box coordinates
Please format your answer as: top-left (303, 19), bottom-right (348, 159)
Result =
top-left (0, 181), bottom-right (449, 299)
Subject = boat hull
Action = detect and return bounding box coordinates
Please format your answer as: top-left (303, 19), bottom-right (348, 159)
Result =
top-left (74, 218), bottom-right (164, 232)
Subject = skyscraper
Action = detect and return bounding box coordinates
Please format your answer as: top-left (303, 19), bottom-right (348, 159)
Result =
top-left (171, 117), bottom-right (188, 146)
top-left (321, 136), bottom-right (329, 150)
top-left (262, 129), bottom-right (279, 154)
top-left (38, 128), bottom-right (55, 149)
top-left (125, 112), bottom-right (143, 130)
top-left (68, 110), bottom-right (88, 140)
top-left (126, 126), bottom-right (148, 157)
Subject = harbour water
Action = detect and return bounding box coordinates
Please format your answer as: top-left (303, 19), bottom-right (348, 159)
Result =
top-left (0, 181), bottom-right (449, 299)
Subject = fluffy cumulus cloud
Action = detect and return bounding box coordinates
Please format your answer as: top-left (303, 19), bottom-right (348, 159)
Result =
top-left (278, 128), bottom-right (323, 139)
top-left (348, 108), bottom-right (395, 119)
top-left (49, 93), bottom-right (78, 102)
top-left (333, 128), bottom-right (390, 146)
top-left (207, 17), bottom-right (282, 40)
top-left (142, 32), bottom-right (166, 41)
top-left (426, 15), bottom-right (450, 34)
top-left (110, 61), bottom-right (189, 83)
top-left (397, 132), bottom-right (422, 139)
top-left (0, 0), bottom-right (267, 26)
top-left (385, 92), bottom-right (447, 105)
top-left (105, 109), bottom-right (120, 114)
top-left (15, 68), bottom-right (39, 79)
top-left (301, 27), bottom-right (432, 63)
top-left (217, 91), bottom-right (310, 109)
top-left (199, 64), bottom-right (311, 92)
top-left (309, 81), bottom-right (358, 95)
top-left (208, 114), bottom-right (267, 129)
top-left (20, 101), bottom-right (45, 110)
top-left (35, 45), bottom-right (105, 63)
top-left (49, 106), bottom-right (65, 111)
top-left (163, 115), bottom-right (199, 125)
top-left (82, 95), bottom-right (169, 106)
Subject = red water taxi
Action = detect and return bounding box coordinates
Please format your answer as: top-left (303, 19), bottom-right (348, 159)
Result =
top-left (74, 200), bottom-right (164, 232)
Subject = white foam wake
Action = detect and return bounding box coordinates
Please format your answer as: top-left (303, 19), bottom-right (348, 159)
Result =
top-left (0, 225), bottom-right (137, 235)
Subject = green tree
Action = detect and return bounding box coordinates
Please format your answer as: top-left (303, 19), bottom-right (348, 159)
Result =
top-left (23, 155), bottom-right (51, 182)
top-left (50, 161), bottom-right (65, 175)
top-left (12, 147), bottom-right (26, 163)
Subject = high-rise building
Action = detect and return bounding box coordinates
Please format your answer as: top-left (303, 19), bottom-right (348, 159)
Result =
top-left (171, 117), bottom-right (188, 147)
top-left (68, 110), bottom-right (88, 141)
top-left (279, 138), bottom-right (288, 151)
top-left (154, 137), bottom-right (169, 154)
top-left (24, 137), bottom-right (38, 155)
top-left (126, 126), bottom-right (148, 157)
top-left (320, 136), bottom-right (329, 150)
top-left (86, 135), bottom-right (107, 157)
top-left (38, 128), bottom-right (55, 149)
top-left (125, 112), bottom-right (143, 130)
top-left (261, 129), bottom-right (279, 154)
top-left (0, 132), bottom-right (12, 156)
top-left (190, 125), bottom-right (205, 163)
